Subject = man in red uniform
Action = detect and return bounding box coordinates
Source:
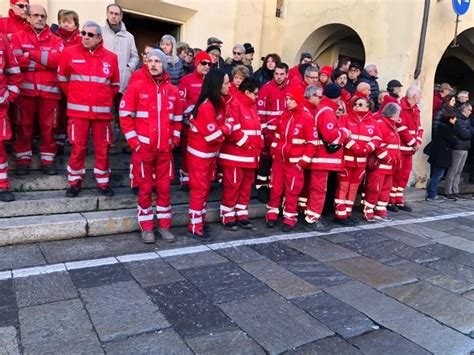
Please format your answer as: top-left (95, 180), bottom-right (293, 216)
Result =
top-left (0, 33), bottom-right (22, 202)
top-left (303, 86), bottom-right (323, 117)
top-left (256, 62), bottom-right (291, 202)
top-left (10, 5), bottom-right (64, 175)
top-left (58, 20), bottom-right (120, 197)
top-left (0, 0), bottom-right (29, 39)
top-left (304, 83), bottom-right (351, 232)
top-left (177, 51), bottom-right (212, 189)
top-left (120, 48), bottom-right (182, 244)
top-left (218, 78), bottom-right (263, 230)
top-left (389, 85), bottom-right (423, 212)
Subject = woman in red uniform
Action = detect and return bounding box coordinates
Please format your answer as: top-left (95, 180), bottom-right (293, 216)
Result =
top-left (187, 69), bottom-right (232, 241)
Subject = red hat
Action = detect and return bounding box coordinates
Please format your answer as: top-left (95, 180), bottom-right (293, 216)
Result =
top-left (320, 65), bottom-right (333, 78)
top-left (286, 86), bottom-right (305, 106)
top-left (11, 0), bottom-right (29, 4)
top-left (194, 51), bottom-right (212, 66)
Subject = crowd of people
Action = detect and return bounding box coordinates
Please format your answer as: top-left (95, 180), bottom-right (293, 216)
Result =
top-left (0, 0), bottom-right (471, 244)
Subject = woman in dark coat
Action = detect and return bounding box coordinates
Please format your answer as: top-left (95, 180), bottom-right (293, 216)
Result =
top-left (426, 110), bottom-right (458, 201)
top-left (432, 94), bottom-right (456, 134)
top-left (253, 53), bottom-right (281, 88)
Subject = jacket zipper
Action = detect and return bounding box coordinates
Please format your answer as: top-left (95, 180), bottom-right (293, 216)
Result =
top-left (281, 114), bottom-right (293, 161)
top-left (157, 85), bottom-right (162, 149)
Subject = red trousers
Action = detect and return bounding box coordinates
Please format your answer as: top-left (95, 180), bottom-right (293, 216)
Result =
top-left (266, 160), bottom-right (304, 226)
top-left (179, 126), bottom-right (189, 186)
top-left (67, 117), bottom-right (112, 188)
top-left (364, 172), bottom-right (392, 218)
top-left (0, 141), bottom-right (7, 189)
top-left (305, 170), bottom-right (329, 223)
top-left (13, 96), bottom-right (58, 166)
top-left (335, 167), bottom-right (366, 219)
top-left (133, 148), bottom-right (173, 231)
top-left (55, 96), bottom-right (68, 149)
top-left (188, 155), bottom-right (216, 234)
top-left (390, 154), bottom-right (412, 205)
top-left (220, 165), bottom-right (255, 224)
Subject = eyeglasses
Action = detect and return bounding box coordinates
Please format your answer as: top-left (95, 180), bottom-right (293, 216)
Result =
top-left (81, 31), bottom-right (98, 38)
top-left (306, 76), bottom-right (319, 80)
top-left (200, 61), bottom-right (212, 67)
top-left (354, 102), bottom-right (367, 107)
top-left (233, 52), bottom-right (243, 55)
top-left (142, 52), bottom-right (150, 56)
top-left (15, 3), bottom-right (28, 9)
top-left (311, 94), bottom-right (322, 98)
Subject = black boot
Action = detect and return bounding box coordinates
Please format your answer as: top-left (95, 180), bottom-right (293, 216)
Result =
top-left (15, 164), bottom-right (29, 176)
top-left (42, 164), bottom-right (57, 175)
top-left (0, 189), bottom-right (15, 202)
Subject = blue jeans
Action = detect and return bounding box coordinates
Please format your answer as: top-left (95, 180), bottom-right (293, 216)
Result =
top-left (427, 166), bottom-right (445, 198)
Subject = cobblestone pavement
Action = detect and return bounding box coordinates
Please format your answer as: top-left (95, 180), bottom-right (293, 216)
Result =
top-left (1, 199), bottom-right (474, 354)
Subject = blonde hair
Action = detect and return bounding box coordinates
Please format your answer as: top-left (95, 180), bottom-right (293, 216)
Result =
top-left (160, 34), bottom-right (178, 68)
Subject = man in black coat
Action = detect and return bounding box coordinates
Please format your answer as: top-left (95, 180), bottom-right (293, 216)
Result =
top-left (359, 64), bottom-right (380, 111)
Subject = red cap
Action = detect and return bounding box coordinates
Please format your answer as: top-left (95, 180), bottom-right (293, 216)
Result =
top-left (194, 51), bottom-right (212, 66)
top-left (11, 0), bottom-right (29, 4)
top-left (320, 65), bottom-right (333, 78)
top-left (286, 86), bottom-right (305, 106)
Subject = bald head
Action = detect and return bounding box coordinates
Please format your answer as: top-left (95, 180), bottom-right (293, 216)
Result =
top-left (357, 82), bottom-right (371, 96)
top-left (27, 4), bottom-right (47, 32)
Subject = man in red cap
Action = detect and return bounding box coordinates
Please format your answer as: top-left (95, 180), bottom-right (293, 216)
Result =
top-left (177, 50), bottom-right (212, 189)
top-left (0, 0), bottom-right (29, 40)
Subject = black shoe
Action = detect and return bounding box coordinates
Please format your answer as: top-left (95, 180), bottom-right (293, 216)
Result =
top-left (238, 220), bottom-right (254, 229)
top-left (305, 220), bottom-right (331, 232)
top-left (187, 231), bottom-right (214, 242)
top-left (180, 184), bottom-right (190, 192)
top-left (0, 189), bottom-right (15, 202)
top-left (56, 146), bottom-right (64, 156)
top-left (387, 204), bottom-right (399, 212)
top-left (396, 204), bottom-right (413, 212)
top-left (266, 220), bottom-right (276, 228)
top-left (333, 217), bottom-right (355, 227)
top-left (224, 222), bottom-right (239, 231)
top-left (453, 194), bottom-right (467, 201)
top-left (66, 186), bottom-right (80, 198)
top-left (42, 164), bottom-right (57, 175)
top-left (132, 187), bottom-right (139, 196)
top-left (281, 223), bottom-right (293, 232)
top-left (348, 215), bottom-right (360, 225)
top-left (15, 164), bottom-right (29, 176)
top-left (257, 187), bottom-right (270, 203)
top-left (444, 194), bottom-right (457, 201)
top-left (203, 224), bottom-right (211, 234)
top-left (98, 187), bottom-right (114, 197)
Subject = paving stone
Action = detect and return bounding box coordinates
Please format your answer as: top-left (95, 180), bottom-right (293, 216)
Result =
top-left (69, 263), bottom-right (132, 289)
top-left (219, 292), bottom-right (333, 353)
top-left (420, 243), bottom-right (474, 268)
top-left (14, 272), bottom-right (77, 307)
top-left (0, 306), bottom-right (18, 328)
top-left (426, 274), bottom-right (474, 294)
top-left (19, 299), bottom-right (102, 354)
top-left (80, 281), bottom-right (169, 342)
top-left (282, 238), bottom-right (358, 262)
top-left (283, 336), bottom-right (362, 354)
top-left (240, 258), bottom-right (320, 299)
top-left (349, 329), bottom-right (430, 355)
top-left (145, 280), bottom-right (235, 338)
top-left (425, 259), bottom-right (474, 283)
top-left (0, 278), bottom-right (15, 307)
top-left (292, 293), bottom-right (378, 339)
top-left (329, 256), bottom-right (417, 289)
top-left (280, 256), bottom-right (352, 288)
top-left (385, 258), bottom-right (439, 280)
top-left (164, 250), bottom-right (227, 270)
top-left (105, 329), bottom-right (192, 355)
top-left (448, 227), bottom-right (474, 241)
top-left (436, 235), bottom-right (474, 254)
top-left (186, 329), bottom-right (265, 355)
top-left (384, 281), bottom-right (474, 334)
top-left (320, 232), bottom-right (356, 244)
top-left (0, 326), bottom-right (19, 355)
top-left (123, 259), bottom-right (184, 287)
top-left (250, 242), bottom-right (306, 262)
top-left (390, 224), bottom-right (450, 239)
top-left (325, 281), bottom-right (423, 322)
top-left (383, 313), bottom-right (474, 354)
top-left (39, 233), bottom-right (155, 263)
top-left (181, 262), bottom-right (269, 303)
top-left (0, 244), bottom-right (47, 271)
top-left (217, 246), bottom-right (266, 263)
top-left (339, 239), bottom-right (398, 263)
top-left (463, 289), bottom-right (474, 301)
top-left (380, 227), bottom-right (435, 247)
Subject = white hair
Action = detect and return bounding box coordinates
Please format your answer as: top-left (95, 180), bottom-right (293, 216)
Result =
top-left (233, 44), bottom-right (245, 53)
top-left (457, 90), bottom-right (469, 98)
top-left (382, 103), bottom-right (401, 118)
top-left (83, 21), bottom-right (102, 36)
top-left (406, 85), bottom-right (422, 99)
top-left (365, 64), bottom-right (377, 72)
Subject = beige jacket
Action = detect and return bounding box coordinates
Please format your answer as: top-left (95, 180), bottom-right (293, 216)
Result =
top-left (102, 21), bottom-right (139, 93)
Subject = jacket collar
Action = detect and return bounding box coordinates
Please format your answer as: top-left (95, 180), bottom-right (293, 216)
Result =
top-left (319, 97), bottom-right (340, 111)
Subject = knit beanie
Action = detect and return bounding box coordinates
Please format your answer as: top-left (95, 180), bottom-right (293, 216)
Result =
top-left (11, 0), bottom-right (29, 4)
top-left (243, 43), bottom-right (255, 54)
top-left (320, 65), bottom-right (333, 78)
top-left (286, 86), bottom-right (305, 106)
top-left (324, 83), bottom-right (341, 99)
top-left (332, 69), bottom-right (347, 80)
top-left (194, 51), bottom-right (212, 66)
top-left (299, 51), bottom-right (312, 62)
top-left (147, 49), bottom-right (168, 71)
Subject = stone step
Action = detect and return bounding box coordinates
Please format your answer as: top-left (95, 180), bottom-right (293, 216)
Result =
top-left (0, 200), bottom-right (266, 246)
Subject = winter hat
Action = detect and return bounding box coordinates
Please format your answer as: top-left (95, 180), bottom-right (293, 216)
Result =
top-left (147, 49), bottom-right (168, 71)
top-left (11, 0), bottom-right (29, 4)
top-left (243, 43), bottom-right (255, 54)
top-left (323, 83), bottom-right (341, 99)
top-left (387, 79), bottom-right (403, 90)
top-left (320, 65), bottom-right (333, 78)
top-left (286, 86), bottom-right (305, 106)
top-left (299, 51), bottom-right (312, 62)
top-left (194, 51), bottom-right (212, 66)
top-left (349, 62), bottom-right (362, 71)
top-left (206, 45), bottom-right (221, 54)
top-left (332, 69), bottom-right (347, 80)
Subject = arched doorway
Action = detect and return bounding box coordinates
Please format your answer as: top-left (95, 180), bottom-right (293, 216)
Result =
top-left (297, 24), bottom-right (365, 68)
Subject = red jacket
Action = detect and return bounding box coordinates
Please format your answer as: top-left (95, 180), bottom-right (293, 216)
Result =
top-left (218, 92), bottom-right (263, 168)
top-left (270, 104), bottom-right (318, 169)
top-left (257, 78), bottom-right (291, 145)
top-left (288, 65), bottom-right (302, 83)
top-left (308, 97), bottom-right (350, 171)
top-left (340, 88), bottom-right (352, 104)
top-left (0, 33), bottom-right (22, 141)
top-left (187, 98), bottom-right (232, 159)
top-left (54, 28), bottom-right (82, 48)
top-left (178, 70), bottom-right (204, 120)
top-left (119, 72), bottom-right (182, 152)
top-left (378, 94), bottom-right (399, 113)
top-left (303, 98), bottom-right (317, 117)
top-left (10, 25), bottom-right (63, 100)
top-left (432, 91), bottom-right (443, 117)
top-left (340, 111), bottom-right (381, 168)
top-left (372, 115), bottom-right (401, 174)
top-left (58, 43), bottom-right (120, 120)
top-left (129, 65), bottom-right (148, 86)
top-left (396, 97), bottom-right (423, 155)
top-left (0, 9), bottom-right (27, 38)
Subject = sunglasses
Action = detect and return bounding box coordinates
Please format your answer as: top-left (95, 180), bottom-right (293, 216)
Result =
top-left (15, 3), bottom-right (28, 9)
top-left (233, 52), bottom-right (243, 55)
top-left (311, 94), bottom-right (323, 98)
top-left (81, 31), bottom-right (98, 38)
top-left (200, 61), bottom-right (212, 67)
top-left (354, 102), bottom-right (367, 107)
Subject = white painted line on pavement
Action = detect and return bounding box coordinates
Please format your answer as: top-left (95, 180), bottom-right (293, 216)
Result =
top-left (3, 210), bottom-right (474, 279)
